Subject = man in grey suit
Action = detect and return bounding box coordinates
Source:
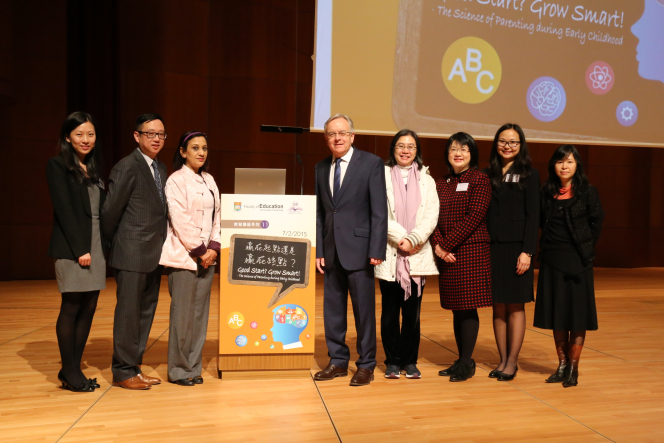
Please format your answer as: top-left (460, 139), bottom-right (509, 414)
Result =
top-left (314, 114), bottom-right (388, 386)
top-left (101, 113), bottom-right (168, 390)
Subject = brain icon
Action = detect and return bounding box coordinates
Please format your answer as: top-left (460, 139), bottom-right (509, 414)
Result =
top-left (530, 81), bottom-right (562, 116)
top-left (274, 306), bottom-right (308, 329)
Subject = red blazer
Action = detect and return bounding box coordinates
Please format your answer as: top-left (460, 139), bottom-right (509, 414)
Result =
top-left (431, 168), bottom-right (491, 251)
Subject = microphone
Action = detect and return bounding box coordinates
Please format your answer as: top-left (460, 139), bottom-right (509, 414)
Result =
top-left (296, 154), bottom-right (304, 195)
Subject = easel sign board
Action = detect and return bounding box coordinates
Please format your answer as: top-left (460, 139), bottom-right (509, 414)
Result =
top-left (218, 194), bottom-right (316, 379)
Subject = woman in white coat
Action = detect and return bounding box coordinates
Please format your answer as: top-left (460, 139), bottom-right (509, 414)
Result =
top-left (159, 131), bottom-right (221, 386)
top-left (375, 129), bottom-right (439, 379)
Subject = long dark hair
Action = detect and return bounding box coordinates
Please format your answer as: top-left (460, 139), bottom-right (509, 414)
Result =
top-left (444, 132), bottom-right (479, 173)
top-left (542, 144), bottom-right (589, 198)
top-left (172, 131), bottom-right (209, 173)
top-left (487, 123), bottom-right (532, 189)
top-left (386, 129), bottom-right (423, 170)
top-left (58, 111), bottom-right (103, 185)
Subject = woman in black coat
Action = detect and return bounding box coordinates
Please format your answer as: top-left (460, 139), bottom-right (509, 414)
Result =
top-left (46, 112), bottom-right (106, 392)
top-left (432, 133), bottom-right (493, 383)
top-left (534, 145), bottom-right (604, 388)
top-left (484, 124), bottom-right (539, 381)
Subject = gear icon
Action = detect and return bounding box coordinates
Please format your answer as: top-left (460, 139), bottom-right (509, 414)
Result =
top-left (620, 106), bottom-right (634, 121)
top-left (616, 101), bottom-right (638, 127)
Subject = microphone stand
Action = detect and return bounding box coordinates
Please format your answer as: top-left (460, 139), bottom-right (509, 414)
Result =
top-left (296, 154), bottom-right (304, 195)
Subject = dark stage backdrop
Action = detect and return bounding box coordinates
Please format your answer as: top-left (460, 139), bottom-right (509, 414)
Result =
top-left (0, 0), bottom-right (662, 280)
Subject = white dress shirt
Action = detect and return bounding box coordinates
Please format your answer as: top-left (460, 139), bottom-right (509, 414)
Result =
top-left (139, 148), bottom-right (156, 179)
top-left (328, 146), bottom-right (354, 196)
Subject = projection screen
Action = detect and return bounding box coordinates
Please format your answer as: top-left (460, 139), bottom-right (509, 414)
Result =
top-left (312, 0), bottom-right (664, 147)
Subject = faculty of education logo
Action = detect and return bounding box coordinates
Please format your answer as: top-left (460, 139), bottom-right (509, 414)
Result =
top-left (234, 202), bottom-right (241, 212)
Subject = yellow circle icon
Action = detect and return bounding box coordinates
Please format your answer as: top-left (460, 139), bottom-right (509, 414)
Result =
top-left (442, 37), bottom-right (502, 104)
top-left (227, 312), bottom-right (244, 329)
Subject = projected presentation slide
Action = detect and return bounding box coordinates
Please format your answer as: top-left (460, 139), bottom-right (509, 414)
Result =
top-left (312, 0), bottom-right (664, 147)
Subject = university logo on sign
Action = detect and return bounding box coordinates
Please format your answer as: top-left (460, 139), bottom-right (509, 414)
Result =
top-left (288, 201), bottom-right (304, 214)
top-left (234, 202), bottom-right (242, 212)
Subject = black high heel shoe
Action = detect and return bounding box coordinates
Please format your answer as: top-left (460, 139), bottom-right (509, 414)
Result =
top-left (58, 371), bottom-right (95, 392)
top-left (497, 366), bottom-right (518, 382)
top-left (88, 378), bottom-right (101, 389)
top-left (488, 368), bottom-right (504, 378)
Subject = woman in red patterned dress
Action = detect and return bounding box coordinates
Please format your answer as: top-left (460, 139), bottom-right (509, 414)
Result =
top-left (431, 132), bottom-right (492, 382)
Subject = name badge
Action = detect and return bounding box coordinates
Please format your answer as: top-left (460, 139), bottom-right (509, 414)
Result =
top-left (512, 175), bottom-right (520, 183)
top-left (505, 174), bottom-right (511, 182)
top-left (456, 183), bottom-right (469, 192)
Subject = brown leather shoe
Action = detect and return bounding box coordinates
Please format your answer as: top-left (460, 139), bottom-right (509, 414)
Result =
top-left (350, 368), bottom-right (374, 386)
top-left (314, 364), bottom-right (348, 381)
top-left (112, 375), bottom-right (151, 390)
top-left (136, 372), bottom-right (161, 385)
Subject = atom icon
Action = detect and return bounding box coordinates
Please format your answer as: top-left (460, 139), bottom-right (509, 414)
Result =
top-left (586, 62), bottom-right (615, 95)
top-left (589, 66), bottom-right (612, 90)
top-left (620, 106), bottom-right (634, 121)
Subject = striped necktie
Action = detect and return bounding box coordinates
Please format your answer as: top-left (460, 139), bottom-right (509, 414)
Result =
top-left (151, 161), bottom-right (164, 203)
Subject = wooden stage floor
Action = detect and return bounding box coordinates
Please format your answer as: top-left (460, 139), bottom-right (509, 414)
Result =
top-left (1, 268), bottom-right (663, 442)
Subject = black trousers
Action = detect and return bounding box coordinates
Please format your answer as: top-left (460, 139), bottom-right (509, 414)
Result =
top-left (323, 252), bottom-right (377, 370)
top-left (112, 267), bottom-right (161, 382)
top-left (379, 279), bottom-right (423, 367)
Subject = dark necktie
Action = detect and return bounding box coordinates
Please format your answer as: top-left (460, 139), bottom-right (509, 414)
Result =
top-left (151, 161), bottom-right (164, 203)
top-left (333, 158), bottom-right (341, 202)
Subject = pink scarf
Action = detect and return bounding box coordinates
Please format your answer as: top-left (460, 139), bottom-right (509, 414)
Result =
top-left (391, 163), bottom-right (423, 300)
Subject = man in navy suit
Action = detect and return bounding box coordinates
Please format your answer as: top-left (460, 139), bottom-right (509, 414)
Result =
top-left (314, 114), bottom-right (387, 386)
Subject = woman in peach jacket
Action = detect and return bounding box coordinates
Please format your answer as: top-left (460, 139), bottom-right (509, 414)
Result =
top-left (159, 131), bottom-right (221, 386)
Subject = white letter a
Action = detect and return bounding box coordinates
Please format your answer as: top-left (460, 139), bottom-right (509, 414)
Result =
top-left (448, 58), bottom-right (467, 82)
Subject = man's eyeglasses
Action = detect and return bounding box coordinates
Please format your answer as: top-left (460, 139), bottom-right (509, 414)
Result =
top-left (138, 131), bottom-right (168, 140)
top-left (497, 140), bottom-right (520, 148)
top-left (325, 131), bottom-right (353, 139)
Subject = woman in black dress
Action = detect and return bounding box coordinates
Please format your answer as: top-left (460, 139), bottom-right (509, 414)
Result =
top-left (484, 124), bottom-right (539, 381)
top-left (46, 112), bottom-right (106, 392)
top-left (534, 145), bottom-right (604, 388)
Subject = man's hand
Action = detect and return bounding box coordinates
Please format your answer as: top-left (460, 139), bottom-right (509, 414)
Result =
top-left (370, 258), bottom-right (383, 266)
top-left (78, 253), bottom-right (91, 267)
top-left (316, 257), bottom-right (325, 274)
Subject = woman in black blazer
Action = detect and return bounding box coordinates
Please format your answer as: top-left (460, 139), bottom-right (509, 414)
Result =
top-left (46, 112), bottom-right (106, 392)
top-left (484, 124), bottom-right (539, 381)
top-left (534, 145), bottom-right (604, 388)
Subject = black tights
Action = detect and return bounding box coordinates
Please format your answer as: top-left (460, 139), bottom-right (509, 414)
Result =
top-left (553, 330), bottom-right (586, 346)
top-left (56, 291), bottom-right (99, 386)
top-left (453, 309), bottom-right (479, 365)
